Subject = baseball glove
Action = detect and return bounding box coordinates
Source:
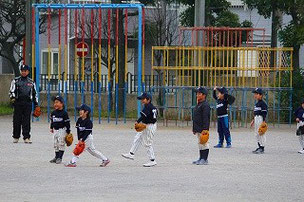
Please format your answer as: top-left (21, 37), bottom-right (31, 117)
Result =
top-left (73, 141), bottom-right (85, 156)
top-left (199, 130), bottom-right (209, 144)
top-left (135, 123), bottom-right (146, 132)
top-left (33, 106), bottom-right (42, 118)
top-left (65, 133), bottom-right (73, 146)
top-left (258, 122), bottom-right (268, 136)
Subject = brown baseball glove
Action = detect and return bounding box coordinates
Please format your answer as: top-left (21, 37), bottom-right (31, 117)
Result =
top-left (65, 133), bottom-right (73, 147)
top-left (73, 141), bottom-right (85, 156)
top-left (135, 123), bottom-right (146, 132)
top-left (199, 130), bottom-right (209, 144)
top-left (33, 106), bottom-right (42, 118)
top-left (258, 122), bottom-right (268, 136)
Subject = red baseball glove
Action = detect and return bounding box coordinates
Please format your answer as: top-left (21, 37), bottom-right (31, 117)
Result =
top-left (73, 141), bottom-right (85, 156)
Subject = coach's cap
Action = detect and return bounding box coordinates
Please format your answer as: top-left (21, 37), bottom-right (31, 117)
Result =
top-left (137, 92), bottom-right (152, 100)
top-left (77, 104), bottom-right (91, 113)
top-left (252, 88), bottom-right (264, 95)
top-left (52, 95), bottom-right (64, 103)
top-left (20, 64), bottom-right (30, 71)
top-left (216, 87), bottom-right (228, 94)
top-left (195, 87), bottom-right (208, 95)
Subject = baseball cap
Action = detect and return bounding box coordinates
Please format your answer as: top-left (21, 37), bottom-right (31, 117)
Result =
top-left (194, 87), bottom-right (208, 95)
top-left (52, 95), bottom-right (64, 103)
top-left (76, 104), bottom-right (91, 113)
top-left (216, 87), bottom-right (228, 94)
top-left (20, 64), bottom-right (30, 71)
top-left (137, 92), bottom-right (152, 100)
top-left (252, 88), bottom-right (264, 95)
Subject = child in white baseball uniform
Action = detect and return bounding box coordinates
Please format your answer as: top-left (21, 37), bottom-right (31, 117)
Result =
top-left (49, 96), bottom-right (70, 164)
top-left (122, 92), bottom-right (158, 167)
top-left (251, 88), bottom-right (268, 154)
top-left (294, 100), bottom-right (304, 154)
top-left (65, 104), bottom-right (110, 167)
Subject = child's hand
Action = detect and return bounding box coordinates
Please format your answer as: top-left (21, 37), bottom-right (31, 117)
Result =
top-left (214, 86), bottom-right (217, 90)
top-left (50, 129), bottom-right (54, 133)
top-left (250, 120), bottom-right (254, 128)
top-left (296, 118), bottom-right (300, 122)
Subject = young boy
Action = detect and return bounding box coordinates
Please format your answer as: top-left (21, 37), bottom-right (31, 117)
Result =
top-left (65, 104), bottom-right (110, 167)
top-left (294, 99), bottom-right (304, 154)
top-left (213, 86), bottom-right (235, 148)
top-left (50, 95), bottom-right (70, 164)
top-left (192, 87), bottom-right (211, 165)
top-left (122, 92), bottom-right (158, 167)
top-left (251, 88), bottom-right (268, 154)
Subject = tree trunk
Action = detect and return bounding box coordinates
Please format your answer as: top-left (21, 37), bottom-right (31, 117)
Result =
top-left (293, 45), bottom-right (300, 70)
top-left (3, 43), bottom-right (20, 76)
top-left (270, 5), bottom-right (282, 67)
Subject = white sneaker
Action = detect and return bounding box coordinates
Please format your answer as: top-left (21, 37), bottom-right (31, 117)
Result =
top-left (24, 138), bottom-right (32, 144)
top-left (298, 149), bottom-right (304, 154)
top-left (143, 161), bottom-right (157, 167)
top-left (122, 153), bottom-right (134, 160)
top-left (13, 138), bottom-right (19, 143)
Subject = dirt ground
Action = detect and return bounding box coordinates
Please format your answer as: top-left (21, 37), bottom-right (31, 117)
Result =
top-left (0, 116), bottom-right (303, 202)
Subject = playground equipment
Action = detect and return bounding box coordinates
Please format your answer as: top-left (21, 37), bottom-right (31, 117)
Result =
top-left (151, 46), bottom-right (293, 126)
top-left (31, 3), bottom-right (145, 124)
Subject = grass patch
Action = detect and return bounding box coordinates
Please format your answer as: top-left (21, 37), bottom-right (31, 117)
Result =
top-left (0, 103), bottom-right (13, 116)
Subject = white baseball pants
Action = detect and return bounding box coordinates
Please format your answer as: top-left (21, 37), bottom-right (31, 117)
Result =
top-left (71, 134), bottom-right (107, 164)
top-left (254, 115), bottom-right (266, 147)
top-left (129, 123), bottom-right (157, 160)
top-left (53, 128), bottom-right (66, 152)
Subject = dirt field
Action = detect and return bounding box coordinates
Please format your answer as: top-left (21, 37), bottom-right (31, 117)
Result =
top-left (0, 116), bottom-right (303, 202)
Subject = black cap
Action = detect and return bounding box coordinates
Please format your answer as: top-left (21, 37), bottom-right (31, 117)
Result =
top-left (20, 64), bottom-right (30, 71)
top-left (137, 92), bottom-right (152, 100)
top-left (252, 88), bottom-right (264, 95)
top-left (194, 87), bottom-right (208, 95)
top-left (216, 87), bottom-right (228, 95)
top-left (52, 95), bottom-right (64, 103)
top-left (76, 104), bottom-right (91, 113)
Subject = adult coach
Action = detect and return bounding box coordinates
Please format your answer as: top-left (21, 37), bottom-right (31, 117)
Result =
top-left (192, 87), bottom-right (211, 165)
top-left (9, 65), bottom-right (39, 144)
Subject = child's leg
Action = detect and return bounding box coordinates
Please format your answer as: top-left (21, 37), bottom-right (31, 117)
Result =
top-left (142, 124), bottom-right (157, 160)
top-left (223, 116), bottom-right (231, 145)
top-left (298, 135), bottom-right (304, 149)
top-left (57, 129), bottom-right (66, 159)
top-left (254, 116), bottom-right (265, 147)
top-left (53, 130), bottom-right (59, 153)
top-left (217, 118), bottom-right (224, 145)
top-left (85, 135), bottom-right (108, 161)
top-left (129, 131), bottom-right (143, 155)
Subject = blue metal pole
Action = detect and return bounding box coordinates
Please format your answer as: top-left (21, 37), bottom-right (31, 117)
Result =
top-left (107, 82), bottom-right (111, 123)
top-left (35, 7), bottom-right (40, 122)
top-left (64, 80), bottom-right (67, 111)
top-left (289, 88), bottom-right (293, 127)
top-left (81, 81), bottom-right (84, 104)
top-left (47, 82), bottom-right (50, 123)
top-left (91, 81), bottom-right (94, 121)
top-left (115, 83), bottom-right (118, 124)
top-left (137, 6), bottom-right (143, 118)
top-left (74, 80), bottom-right (77, 122)
top-left (123, 82), bottom-right (127, 123)
top-left (98, 81), bottom-right (102, 124)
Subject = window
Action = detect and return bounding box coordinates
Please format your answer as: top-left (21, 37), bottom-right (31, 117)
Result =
top-left (41, 49), bottom-right (59, 75)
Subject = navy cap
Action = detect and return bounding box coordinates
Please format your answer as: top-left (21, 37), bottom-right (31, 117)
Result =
top-left (252, 88), bottom-right (264, 95)
top-left (76, 104), bottom-right (91, 113)
top-left (52, 95), bottom-right (64, 103)
top-left (137, 92), bottom-right (152, 100)
top-left (194, 87), bottom-right (208, 95)
top-left (20, 64), bottom-right (30, 71)
top-left (216, 87), bottom-right (228, 94)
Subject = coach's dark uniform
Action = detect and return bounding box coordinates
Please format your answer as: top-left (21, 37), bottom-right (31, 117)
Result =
top-left (193, 87), bottom-right (210, 164)
top-left (9, 66), bottom-right (38, 141)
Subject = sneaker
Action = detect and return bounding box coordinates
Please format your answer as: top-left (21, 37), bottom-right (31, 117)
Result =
top-left (192, 159), bottom-right (200, 164)
top-left (24, 138), bottom-right (32, 144)
top-left (65, 162), bottom-right (77, 167)
top-left (226, 144), bottom-right (232, 148)
top-left (196, 159), bottom-right (208, 165)
top-left (55, 158), bottom-right (62, 164)
top-left (252, 148), bottom-right (264, 154)
top-left (49, 158), bottom-right (57, 163)
top-left (214, 144), bottom-right (223, 148)
top-left (298, 149), bottom-right (304, 154)
top-left (143, 161), bottom-right (157, 167)
top-left (13, 138), bottom-right (19, 143)
top-left (122, 153), bottom-right (134, 160)
top-left (100, 159), bottom-right (110, 167)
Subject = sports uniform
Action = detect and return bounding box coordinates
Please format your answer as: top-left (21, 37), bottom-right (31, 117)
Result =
top-left (294, 101), bottom-right (304, 154)
top-left (9, 65), bottom-right (38, 143)
top-left (66, 104), bottom-right (110, 167)
top-left (49, 96), bottom-right (70, 164)
top-left (192, 87), bottom-right (211, 165)
top-left (213, 87), bottom-right (235, 148)
top-left (252, 88), bottom-right (268, 154)
top-left (122, 93), bottom-right (158, 167)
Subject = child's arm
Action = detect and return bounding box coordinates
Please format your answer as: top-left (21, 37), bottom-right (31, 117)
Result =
top-left (261, 103), bottom-right (268, 122)
top-left (64, 112), bottom-right (71, 134)
top-left (50, 112), bottom-right (54, 133)
top-left (224, 94), bottom-right (235, 105)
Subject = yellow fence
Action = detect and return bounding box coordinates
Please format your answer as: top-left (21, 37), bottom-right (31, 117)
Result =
top-left (152, 46), bottom-right (293, 88)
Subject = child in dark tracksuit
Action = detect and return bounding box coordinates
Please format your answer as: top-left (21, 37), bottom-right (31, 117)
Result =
top-left (213, 87), bottom-right (235, 148)
top-left (294, 99), bottom-right (304, 154)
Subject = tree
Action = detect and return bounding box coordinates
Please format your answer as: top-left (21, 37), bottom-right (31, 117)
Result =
top-left (0, 0), bottom-right (47, 76)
